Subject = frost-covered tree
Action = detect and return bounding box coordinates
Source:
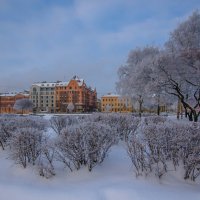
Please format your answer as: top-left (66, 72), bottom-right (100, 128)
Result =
top-left (116, 46), bottom-right (161, 116)
top-left (105, 104), bottom-right (112, 112)
top-left (67, 103), bottom-right (75, 113)
top-left (14, 98), bottom-right (33, 114)
top-left (156, 11), bottom-right (200, 121)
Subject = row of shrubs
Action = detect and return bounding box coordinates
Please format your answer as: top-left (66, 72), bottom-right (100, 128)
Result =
top-left (0, 114), bottom-right (199, 181)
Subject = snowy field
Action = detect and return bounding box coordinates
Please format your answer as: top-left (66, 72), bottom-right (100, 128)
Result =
top-left (0, 113), bottom-right (200, 200)
top-left (0, 144), bottom-right (200, 200)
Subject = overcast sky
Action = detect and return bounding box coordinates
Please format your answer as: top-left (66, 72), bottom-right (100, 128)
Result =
top-left (0, 0), bottom-right (200, 97)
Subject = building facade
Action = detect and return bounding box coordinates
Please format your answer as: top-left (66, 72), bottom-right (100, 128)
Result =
top-left (30, 76), bottom-right (97, 113)
top-left (30, 82), bottom-right (57, 113)
top-left (55, 76), bottom-right (97, 112)
top-left (101, 93), bottom-right (133, 113)
top-left (0, 92), bottom-right (29, 114)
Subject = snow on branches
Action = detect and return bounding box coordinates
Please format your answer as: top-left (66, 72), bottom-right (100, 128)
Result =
top-left (1, 114), bottom-right (200, 181)
top-left (126, 116), bottom-right (200, 181)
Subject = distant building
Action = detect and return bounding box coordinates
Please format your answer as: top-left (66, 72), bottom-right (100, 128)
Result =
top-left (55, 76), bottom-right (97, 113)
top-left (96, 99), bottom-right (101, 112)
top-left (0, 92), bottom-right (29, 114)
top-left (30, 82), bottom-right (57, 113)
top-left (101, 93), bottom-right (133, 113)
top-left (30, 76), bottom-right (97, 113)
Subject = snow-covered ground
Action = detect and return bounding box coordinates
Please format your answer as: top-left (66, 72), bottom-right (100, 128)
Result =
top-left (0, 144), bottom-right (199, 200)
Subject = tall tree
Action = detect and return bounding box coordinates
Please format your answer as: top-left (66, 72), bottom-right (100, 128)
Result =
top-left (156, 11), bottom-right (200, 121)
top-left (116, 46), bottom-right (161, 116)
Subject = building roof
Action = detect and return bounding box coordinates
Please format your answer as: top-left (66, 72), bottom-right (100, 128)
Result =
top-left (101, 93), bottom-right (131, 99)
top-left (32, 81), bottom-right (76, 87)
top-left (32, 76), bottom-right (86, 88)
top-left (0, 92), bottom-right (29, 97)
top-left (102, 93), bottom-right (120, 98)
top-left (72, 75), bottom-right (84, 86)
top-left (31, 76), bottom-right (97, 91)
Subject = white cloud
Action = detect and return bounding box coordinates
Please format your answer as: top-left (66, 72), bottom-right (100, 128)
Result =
top-left (0, 1), bottom-right (199, 94)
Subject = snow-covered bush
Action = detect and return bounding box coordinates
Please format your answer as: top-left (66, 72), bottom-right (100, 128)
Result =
top-left (142, 123), bottom-right (170, 178)
top-left (87, 113), bottom-right (140, 142)
top-left (81, 121), bottom-right (116, 171)
top-left (55, 121), bottom-right (116, 172)
top-left (126, 117), bottom-right (200, 181)
top-left (15, 116), bottom-right (48, 131)
top-left (173, 123), bottom-right (200, 181)
top-left (50, 115), bottom-right (79, 135)
top-left (127, 135), bottom-right (150, 177)
top-left (8, 127), bottom-right (44, 168)
top-left (55, 125), bottom-right (84, 171)
top-left (0, 117), bottom-right (14, 150)
top-left (118, 115), bottom-right (140, 141)
top-left (0, 115), bottom-right (47, 150)
top-left (38, 138), bottom-right (56, 178)
top-left (144, 116), bottom-right (168, 125)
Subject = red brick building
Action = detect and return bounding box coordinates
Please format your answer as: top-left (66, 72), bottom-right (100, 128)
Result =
top-left (55, 76), bottom-right (97, 113)
top-left (0, 92), bottom-right (29, 114)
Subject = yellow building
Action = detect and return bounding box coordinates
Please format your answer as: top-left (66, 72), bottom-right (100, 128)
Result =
top-left (101, 93), bottom-right (133, 113)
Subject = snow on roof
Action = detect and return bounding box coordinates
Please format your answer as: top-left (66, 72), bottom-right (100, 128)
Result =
top-left (72, 75), bottom-right (84, 86)
top-left (55, 82), bottom-right (69, 86)
top-left (0, 92), bottom-right (17, 97)
top-left (0, 92), bottom-right (29, 97)
top-left (32, 81), bottom-right (72, 87)
top-left (32, 80), bottom-right (82, 87)
top-left (32, 76), bottom-right (87, 88)
top-left (102, 93), bottom-right (120, 98)
top-left (32, 82), bottom-right (58, 87)
top-left (101, 93), bottom-right (131, 98)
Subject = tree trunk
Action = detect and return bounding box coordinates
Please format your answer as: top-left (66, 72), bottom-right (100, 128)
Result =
top-left (193, 112), bottom-right (198, 122)
top-left (138, 96), bottom-right (143, 118)
top-left (187, 110), bottom-right (199, 122)
top-left (185, 109), bottom-right (188, 118)
top-left (157, 104), bottom-right (160, 116)
top-left (0, 141), bottom-right (4, 150)
top-left (139, 102), bottom-right (142, 117)
top-left (177, 99), bottom-right (181, 120)
top-left (188, 111), bottom-right (193, 121)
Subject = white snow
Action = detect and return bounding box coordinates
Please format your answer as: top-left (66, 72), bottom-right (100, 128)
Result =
top-left (32, 82), bottom-right (69, 88)
top-left (0, 144), bottom-right (199, 200)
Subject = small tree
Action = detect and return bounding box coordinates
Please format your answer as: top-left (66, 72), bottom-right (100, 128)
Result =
top-left (14, 99), bottom-right (33, 114)
top-left (105, 104), bottom-right (112, 112)
top-left (67, 103), bottom-right (75, 113)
